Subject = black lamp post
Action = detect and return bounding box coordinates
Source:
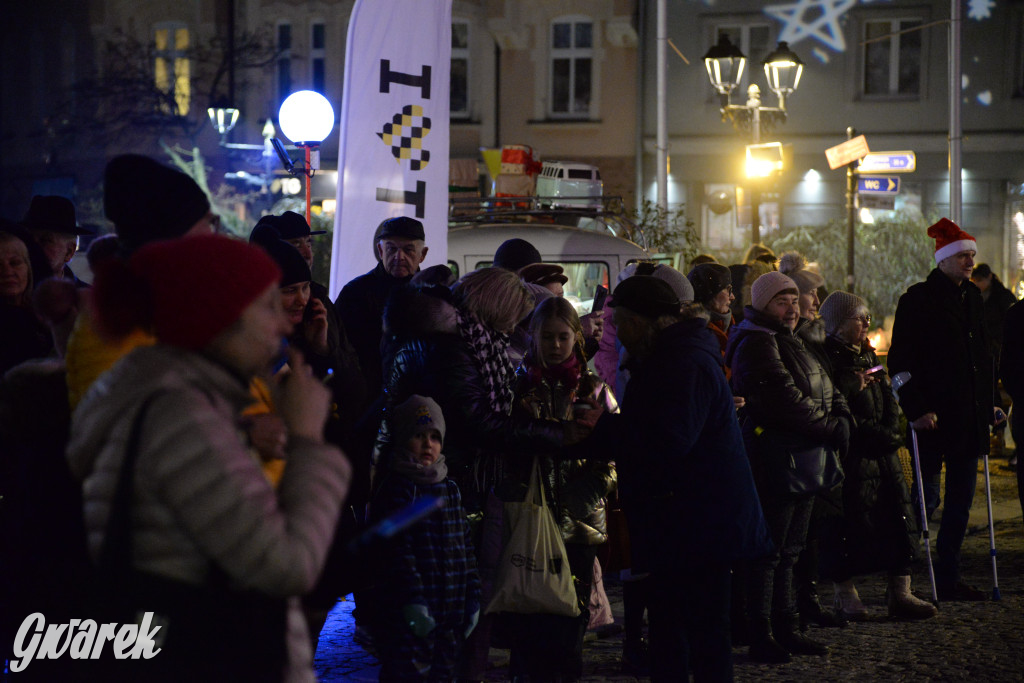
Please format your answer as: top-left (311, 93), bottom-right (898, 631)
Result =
top-left (703, 35), bottom-right (804, 245)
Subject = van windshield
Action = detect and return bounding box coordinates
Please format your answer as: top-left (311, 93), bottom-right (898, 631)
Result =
top-left (474, 260), bottom-right (610, 315)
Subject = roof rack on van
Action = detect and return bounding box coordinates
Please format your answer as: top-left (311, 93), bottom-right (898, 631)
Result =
top-left (448, 195), bottom-right (647, 250)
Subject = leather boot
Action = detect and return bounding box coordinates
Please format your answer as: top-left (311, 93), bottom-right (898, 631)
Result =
top-left (773, 614), bottom-right (830, 656)
top-left (797, 581), bottom-right (843, 630)
top-left (887, 575), bottom-right (938, 620)
top-left (746, 618), bottom-right (791, 664)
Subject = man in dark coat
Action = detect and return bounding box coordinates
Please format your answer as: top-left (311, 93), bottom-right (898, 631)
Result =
top-left (22, 195), bottom-right (94, 287)
top-left (591, 276), bottom-right (772, 683)
top-left (1000, 300), bottom-right (1024, 516)
top-left (887, 218), bottom-right (1003, 601)
top-left (335, 216), bottom-right (428, 398)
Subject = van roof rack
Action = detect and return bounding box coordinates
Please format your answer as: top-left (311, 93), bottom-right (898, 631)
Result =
top-left (448, 195), bottom-right (647, 249)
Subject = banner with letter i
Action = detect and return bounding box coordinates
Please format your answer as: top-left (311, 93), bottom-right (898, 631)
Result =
top-left (330, 0), bottom-right (452, 297)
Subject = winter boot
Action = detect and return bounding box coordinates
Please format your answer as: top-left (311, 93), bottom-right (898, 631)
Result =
top-left (833, 580), bottom-right (869, 622)
top-left (772, 615), bottom-right (830, 657)
top-left (886, 575), bottom-right (938, 620)
top-left (621, 637), bottom-right (650, 675)
top-left (797, 581), bottom-right (843, 630)
top-left (746, 619), bottom-right (791, 664)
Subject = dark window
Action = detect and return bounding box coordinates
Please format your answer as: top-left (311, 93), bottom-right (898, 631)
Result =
top-left (313, 60), bottom-right (325, 93)
top-left (312, 23), bottom-right (324, 50)
top-left (550, 19), bottom-right (593, 116)
top-left (863, 19), bottom-right (921, 97)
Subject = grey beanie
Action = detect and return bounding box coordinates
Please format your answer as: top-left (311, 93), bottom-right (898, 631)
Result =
top-left (391, 395), bottom-right (446, 444)
top-left (618, 262), bottom-right (694, 302)
top-left (778, 252), bottom-right (825, 294)
top-left (751, 271), bottom-right (799, 311)
top-left (819, 291), bottom-right (867, 335)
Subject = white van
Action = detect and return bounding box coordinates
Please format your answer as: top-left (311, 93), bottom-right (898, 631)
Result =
top-left (447, 222), bottom-right (647, 314)
top-left (535, 161), bottom-right (603, 209)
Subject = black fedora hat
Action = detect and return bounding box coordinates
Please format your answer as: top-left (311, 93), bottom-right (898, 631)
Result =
top-left (23, 195), bottom-right (94, 236)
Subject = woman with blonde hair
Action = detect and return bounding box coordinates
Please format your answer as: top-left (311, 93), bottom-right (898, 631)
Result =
top-left (503, 296), bottom-right (618, 681)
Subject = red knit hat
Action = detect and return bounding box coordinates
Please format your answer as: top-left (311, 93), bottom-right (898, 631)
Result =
top-left (94, 235), bottom-right (281, 350)
top-left (928, 218), bottom-right (977, 264)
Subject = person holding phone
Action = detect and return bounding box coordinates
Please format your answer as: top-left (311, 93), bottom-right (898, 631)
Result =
top-left (815, 291), bottom-right (937, 620)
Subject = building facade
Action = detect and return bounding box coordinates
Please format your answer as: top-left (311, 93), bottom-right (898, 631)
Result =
top-left (639, 0), bottom-right (1024, 278)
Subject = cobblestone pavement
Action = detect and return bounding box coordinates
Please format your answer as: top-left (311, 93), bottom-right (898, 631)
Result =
top-left (315, 459), bottom-right (1024, 681)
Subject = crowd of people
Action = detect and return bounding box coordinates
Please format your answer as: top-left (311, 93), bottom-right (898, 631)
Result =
top-left (0, 152), bottom-right (1020, 682)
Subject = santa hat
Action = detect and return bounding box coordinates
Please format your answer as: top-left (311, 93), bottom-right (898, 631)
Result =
top-left (928, 218), bottom-right (977, 264)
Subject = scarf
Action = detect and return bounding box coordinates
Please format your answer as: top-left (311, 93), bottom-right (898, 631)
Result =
top-left (390, 450), bottom-right (448, 486)
top-left (455, 308), bottom-right (515, 414)
top-left (525, 354), bottom-right (582, 391)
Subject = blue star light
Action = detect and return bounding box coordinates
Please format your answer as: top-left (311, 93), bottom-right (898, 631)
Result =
top-left (765, 0), bottom-right (857, 52)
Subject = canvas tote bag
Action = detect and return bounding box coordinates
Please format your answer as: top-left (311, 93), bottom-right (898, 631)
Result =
top-left (486, 457), bottom-right (580, 617)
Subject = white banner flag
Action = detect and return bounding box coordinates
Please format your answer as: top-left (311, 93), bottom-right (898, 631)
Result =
top-left (329, 0), bottom-right (452, 298)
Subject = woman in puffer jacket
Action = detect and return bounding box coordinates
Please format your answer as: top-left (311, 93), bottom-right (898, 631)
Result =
top-left (67, 236), bottom-right (351, 683)
top-left (815, 291), bottom-right (937, 620)
top-left (502, 296), bottom-right (618, 682)
top-left (725, 271), bottom-right (852, 664)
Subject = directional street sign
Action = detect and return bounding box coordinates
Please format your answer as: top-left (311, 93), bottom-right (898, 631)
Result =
top-left (858, 151), bottom-right (916, 173)
top-left (825, 135), bottom-right (869, 170)
top-left (857, 175), bottom-right (900, 195)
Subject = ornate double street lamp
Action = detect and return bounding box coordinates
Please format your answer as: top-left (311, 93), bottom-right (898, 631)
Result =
top-left (703, 36), bottom-right (804, 244)
top-left (276, 90), bottom-right (336, 225)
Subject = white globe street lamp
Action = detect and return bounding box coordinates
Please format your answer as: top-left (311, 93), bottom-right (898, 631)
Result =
top-left (278, 90), bottom-right (336, 224)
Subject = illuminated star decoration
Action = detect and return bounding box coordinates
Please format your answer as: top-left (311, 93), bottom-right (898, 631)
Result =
top-left (764, 0), bottom-right (857, 52)
top-left (968, 0), bottom-right (995, 21)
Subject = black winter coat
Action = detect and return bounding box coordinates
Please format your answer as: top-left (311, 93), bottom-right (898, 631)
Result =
top-left (814, 336), bottom-right (917, 578)
top-left (592, 318), bottom-right (772, 571)
top-left (887, 269), bottom-right (995, 458)
top-left (335, 262), bottom-right (412, 397)
top-left (1002, 301), bottom-right (1024, 402)
top-left (725, 307), bottom-right (851, 498)
top-left (381, 286), bottom-right (564, 512)
top-left (504, 365), bottom-right (618, 546)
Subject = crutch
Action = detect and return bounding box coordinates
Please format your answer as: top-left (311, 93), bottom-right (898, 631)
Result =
top-left (984, 406), bottom-right (1004, 601)
top-left (891, 372), bottom-right (938, 603)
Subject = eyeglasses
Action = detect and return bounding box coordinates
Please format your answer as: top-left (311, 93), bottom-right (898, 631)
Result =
top-left (846, 315), bottom-right (871, 325)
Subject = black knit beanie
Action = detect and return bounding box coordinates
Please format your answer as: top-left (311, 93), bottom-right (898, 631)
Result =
top-left (104, 154), bottom-right (210, 252)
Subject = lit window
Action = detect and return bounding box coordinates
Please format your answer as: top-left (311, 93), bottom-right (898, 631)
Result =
top-left (863, 19), bottom-right (922, 97)
top-left (451, 20), bottom-right (470, 118)
top-left (550, 19), bottom-right (593, 117)
top-left (154, 23), bottom-right (190, 116)
top-left (278, 23), bottom-right (292, 106)
top-left (311, 22), bottom-right (325, 93)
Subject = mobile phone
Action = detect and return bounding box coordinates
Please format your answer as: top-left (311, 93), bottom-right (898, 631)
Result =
top-left (866, 364), bottom-right (884, 375)
top-left (592, 285), bottom-right (609, 313)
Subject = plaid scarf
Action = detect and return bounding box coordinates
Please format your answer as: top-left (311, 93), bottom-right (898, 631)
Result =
top-left (455, 308), bottom-right (515, 414)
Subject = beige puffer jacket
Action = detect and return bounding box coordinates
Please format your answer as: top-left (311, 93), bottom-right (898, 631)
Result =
top-left (68, 345), bottom-right (351, 683)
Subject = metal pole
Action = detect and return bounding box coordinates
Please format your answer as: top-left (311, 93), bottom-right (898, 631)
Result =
top-left (656, 0), bottom-right (668, 218)
top-left (846, 126), bottom-right (857, 293)
top-left (949, 0), bottom-right (962, 224)
top-left (305, 145), bottom-right (312, 226)
top-left (750, 94), bottom-right (761, 245)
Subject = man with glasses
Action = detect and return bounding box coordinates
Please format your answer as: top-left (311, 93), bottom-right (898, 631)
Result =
top-left (887, 218), bottom-right (1004, 601)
